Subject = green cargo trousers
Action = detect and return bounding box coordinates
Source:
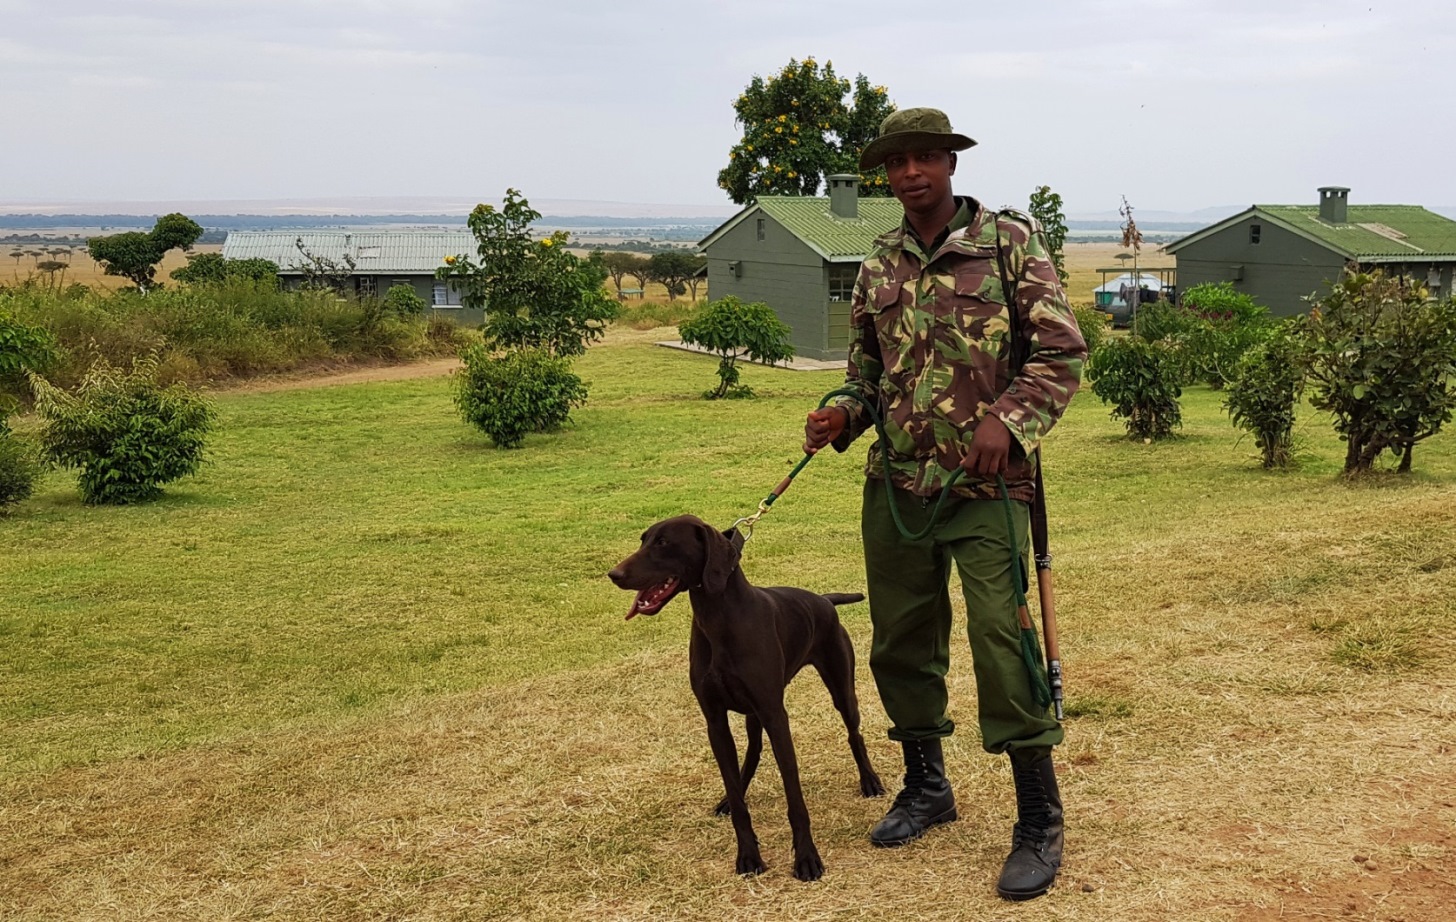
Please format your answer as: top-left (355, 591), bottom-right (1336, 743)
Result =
top-left (860, 478), bottom-right (1063, 754)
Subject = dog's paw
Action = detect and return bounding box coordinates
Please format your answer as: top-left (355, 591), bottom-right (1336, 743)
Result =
top-left (793, 846), bottom-right (824, 882)
top-left (735, 850), bottom-right (766, 876)
top-left (861, 772), bottom-right (886, 798)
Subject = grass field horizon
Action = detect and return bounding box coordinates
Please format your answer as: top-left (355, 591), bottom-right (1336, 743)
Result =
top-left (3, 327), bottom-right (1452, 920)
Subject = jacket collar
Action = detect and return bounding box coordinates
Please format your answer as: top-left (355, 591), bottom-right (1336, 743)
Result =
top-left (876, 196), bottom-right (998, 262)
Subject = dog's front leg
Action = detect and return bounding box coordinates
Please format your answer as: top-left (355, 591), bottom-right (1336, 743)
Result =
top-left (700, 706), bottom-right (764, 876)
top-left (760, 706), bottom-right (824, 882)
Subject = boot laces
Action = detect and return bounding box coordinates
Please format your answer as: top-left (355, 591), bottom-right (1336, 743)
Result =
top-left (891, 748), bottom-right (931, 810)
top-left (1010, 761), bottom-right (1051, 849)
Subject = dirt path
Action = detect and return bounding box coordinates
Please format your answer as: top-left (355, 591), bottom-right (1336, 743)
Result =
top-left (223, 357), bottom-right (462, 394)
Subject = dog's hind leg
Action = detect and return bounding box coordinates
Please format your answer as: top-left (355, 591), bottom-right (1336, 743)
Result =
top-left (700, 705), bottom-right (765, 876)
top-left (813, 628), bottom-right (886, 798)
top-left (714, 714), bottom-right (763, 816)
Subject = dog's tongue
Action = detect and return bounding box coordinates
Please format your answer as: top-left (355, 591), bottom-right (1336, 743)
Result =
top-left (625, 579), bottom-right (677, 620)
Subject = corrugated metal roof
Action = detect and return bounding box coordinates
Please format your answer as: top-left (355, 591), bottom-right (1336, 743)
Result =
top-left (699, 196), bottom-right (904, 261)
top-left (1256, 205), bottom-right (1456, 259)
top-left (1165, 204), bottom-right (1456, 261)
top-left (222, 231), bottom-right (477, 274)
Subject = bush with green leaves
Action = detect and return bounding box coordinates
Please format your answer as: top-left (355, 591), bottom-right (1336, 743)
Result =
top-left (1223, 326), bottom-right (1304, 468)
top-left (1070, 304), bottom-right (1108, 358)
top-left (0, 413), bottom-right (41, 511)
top-left (677, 296), bottom-right (794, 399)
top-left (1297, 270), bottom-right (1456, 474)
top-left (170, 252), bottom-right (279, 286)
top-left (453, 344), bottom-right (588, 449)
top-left (382, 284), bottom-right (428, 319)
top-left (1, 306), bottom-right (57, 397)
top-left (29, 357), bottom-right (215, 504)
top-left (1088, 337), bottom-right (1183, 440)
top-left (1178, 283), bottom-right (1276, 388)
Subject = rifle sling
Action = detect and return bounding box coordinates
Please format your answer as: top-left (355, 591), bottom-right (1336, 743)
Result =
top-left (993, 212), bottom-right (1050, 565)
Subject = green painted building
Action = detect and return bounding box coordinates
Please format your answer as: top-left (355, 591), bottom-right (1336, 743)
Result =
top-left (1163, 188), bottom-right (1456, 315)
top-left (698, 175), bottom-right (903, 360)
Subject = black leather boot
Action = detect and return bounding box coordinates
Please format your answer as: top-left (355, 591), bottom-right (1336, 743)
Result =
top-left (869, 738), bottom-right (957, 847)
top-left (996, 748), bottom-right (1064, 900)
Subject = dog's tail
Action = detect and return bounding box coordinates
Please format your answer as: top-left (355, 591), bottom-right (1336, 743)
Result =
top-left (822, 592), bottom-right (866, 606)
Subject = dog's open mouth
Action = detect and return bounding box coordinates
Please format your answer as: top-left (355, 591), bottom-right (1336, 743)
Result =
top-left (627, 578), bottom-right (680, 620)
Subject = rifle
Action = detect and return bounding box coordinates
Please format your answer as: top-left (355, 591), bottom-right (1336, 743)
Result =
top-left (997, 211), bottom-right (1066, 722)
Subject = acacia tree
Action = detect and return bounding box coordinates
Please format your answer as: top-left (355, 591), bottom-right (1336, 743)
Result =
top-left (1029, 185), bottom-right (1069, 286)
top-left (717, 57), bottom-right (897, 204)
top-left (625, 254), bottom-right (652, 293)
top-left (649, 251), bottom-right (700, 302)
top-left (595, 251), bottom-right (654, 298)
top-left (684, 254), bottom-right (708, 301)
top-left (86, 213), bottom-right (202, 293)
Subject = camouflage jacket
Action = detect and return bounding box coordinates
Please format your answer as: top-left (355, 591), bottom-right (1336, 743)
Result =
top-left (831, 197), bottom-right (1086, 503)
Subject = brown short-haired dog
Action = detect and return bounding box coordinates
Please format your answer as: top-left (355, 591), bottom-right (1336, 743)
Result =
top-left (608, 514), bottom-right (883, 881)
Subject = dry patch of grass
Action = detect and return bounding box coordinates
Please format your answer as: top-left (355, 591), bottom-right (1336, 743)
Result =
top-left (3, 243), bottom-right (221, 290)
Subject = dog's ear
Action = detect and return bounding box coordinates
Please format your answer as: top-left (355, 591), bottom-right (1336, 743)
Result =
top-left (700, 523), bottom-right (740, 593)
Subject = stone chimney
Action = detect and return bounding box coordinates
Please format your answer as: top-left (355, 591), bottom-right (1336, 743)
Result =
top-left (828, 174), bottom-right (859, 219)
top-left (1318, 186), bottom-right (1350, 224)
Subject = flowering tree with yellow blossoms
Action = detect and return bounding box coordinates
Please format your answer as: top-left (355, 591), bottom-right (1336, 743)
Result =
top-left (717, 58), bottom-right (896, 205)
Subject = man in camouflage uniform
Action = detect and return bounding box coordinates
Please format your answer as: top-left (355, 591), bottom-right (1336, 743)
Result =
top-left (803, 107), bottom-right (1086, 900)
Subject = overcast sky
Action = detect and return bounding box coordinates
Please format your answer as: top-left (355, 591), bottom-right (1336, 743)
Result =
top-left (2, 0), bottom-right (1452, 217)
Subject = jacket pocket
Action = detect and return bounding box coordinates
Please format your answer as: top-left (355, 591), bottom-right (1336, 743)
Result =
top-left (863, 280), bottom-right (909, 374)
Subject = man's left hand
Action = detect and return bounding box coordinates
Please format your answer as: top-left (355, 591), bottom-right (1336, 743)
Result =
top-left (962, 415), bottom-right (1013, 477)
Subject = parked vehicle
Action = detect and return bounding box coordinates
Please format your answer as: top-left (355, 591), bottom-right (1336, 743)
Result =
top-left (1093, 273), bottom-right (1167, 327)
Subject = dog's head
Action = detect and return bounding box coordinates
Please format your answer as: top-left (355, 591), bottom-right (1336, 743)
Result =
top-left (607, 515), bottom-right (743, 620)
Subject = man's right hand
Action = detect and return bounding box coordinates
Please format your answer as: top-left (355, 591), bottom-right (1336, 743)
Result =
top-left (804, 406), bottom-right (850, 454)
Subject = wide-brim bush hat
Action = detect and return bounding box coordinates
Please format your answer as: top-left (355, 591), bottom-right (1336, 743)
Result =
top-left (858, 107), bottom-right (977, 170)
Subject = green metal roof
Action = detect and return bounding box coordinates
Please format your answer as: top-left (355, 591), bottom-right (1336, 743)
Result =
top-left (223, 231), bottom-right (476, 274)
top-left (1257, 205), bottom-right (1456, 259)
top-left (1165, 204), bottom-right (1456, 261)
top-left (699, 196), bottom-right (905, 262)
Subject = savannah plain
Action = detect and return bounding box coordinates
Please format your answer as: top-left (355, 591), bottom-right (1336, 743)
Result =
top-left (2, 231), bottom-right (1452, 922)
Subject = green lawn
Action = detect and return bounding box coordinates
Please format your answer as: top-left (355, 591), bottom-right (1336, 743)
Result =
top-left (3, 331), bottom-right (1454, 920)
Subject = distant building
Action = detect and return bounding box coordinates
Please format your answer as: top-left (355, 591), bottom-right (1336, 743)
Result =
top-left (698, 175), bottom-right (903, 360)
top-left (221, 231), bottom-right (479, 323)
top-left (1163, 188), bottom-right (1456, 314)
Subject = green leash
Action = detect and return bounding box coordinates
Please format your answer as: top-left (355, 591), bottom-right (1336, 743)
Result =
top-left (734, 388), bottom-right (1053, 709)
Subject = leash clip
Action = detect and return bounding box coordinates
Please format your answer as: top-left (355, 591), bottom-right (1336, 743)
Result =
top-left (729, 499), bottom-right (773, 542)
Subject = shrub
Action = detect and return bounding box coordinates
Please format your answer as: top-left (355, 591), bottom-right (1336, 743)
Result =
top-left (1070, 304), bottom-right (1108, 358)
top-left (1131, 298), bottom-right (1197, 345)
top-left (1179, 283), bottom-right (1276, 388)
top-left (677, 296), bottom-right (794, 398)
top-left (1223, 326), bottom-right (1304, 468)
top-left (382, 284), bottom-right (428, 319)
top-left (171, 253), bottom-right (279, 286)
top-left (1088, 337), bottom-right (1183, 440)
top-left (0, 417), bottom-right (41, 511)
top-left (30, 357), bottom-right (216, 504)
top-left (3, 281), bottom-right (446, 389)
top-left (1297, 270), bottom-right (1456, 474)
top-left (1, 306), bottom-right (57, 398)
top-left (454, 345), bottom-right (588, 449)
